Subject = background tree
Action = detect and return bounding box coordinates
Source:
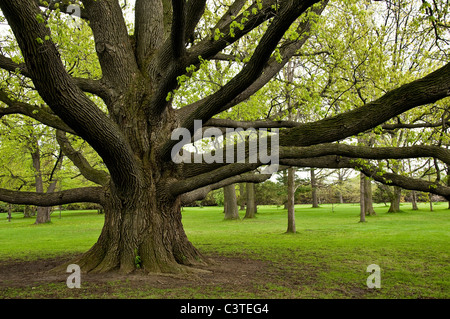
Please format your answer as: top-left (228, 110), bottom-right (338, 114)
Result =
top-left (223, 183), bottom-right (240, 220)
top-left (244, 182), bottom-right (257, 218)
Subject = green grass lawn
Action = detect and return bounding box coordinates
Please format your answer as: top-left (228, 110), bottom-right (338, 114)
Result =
top-left (0, 202), bottom-right (449, 298)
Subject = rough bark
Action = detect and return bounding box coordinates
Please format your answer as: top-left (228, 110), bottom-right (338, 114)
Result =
top-left (70, 185), bottom-right (205, 274)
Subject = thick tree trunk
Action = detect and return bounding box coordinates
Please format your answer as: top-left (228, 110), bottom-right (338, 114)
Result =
top-left (223, 184), bottom-right (239, 220)
top-left (286, 167), bottom-right (296, 233)
top-left (35, 207), bottom-right (52, 224)
top-left (311, 168), bottom-right (319, 208)
top-left (388, 186), bottom-right (402, 213)
top-left (244, 183), bottom-right (257, 219)
top-left (70, 185), bottom-right (205, 274)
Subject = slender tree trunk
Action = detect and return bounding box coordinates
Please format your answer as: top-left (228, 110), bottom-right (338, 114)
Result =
top-left (282, 169), bottom-right (289, 209)
top-left (364, 177), bottom-right (376, 216)
top-left (339, 192), bottom-right (344, 204)
top-left (239, 183), bottom-right (246, 210)
top-left (244, 183), bottom-right (256, 219)
top-left (286, 167), bottom-right (296, 233)
top-left (8, 203), bottom-right (12, 222)
top-left (411, 191), bottom-right (418, 210)
top-left (31, 144), bottom-right (52, 224)
top-left (338, 169), bottom-right (344, 204)
top-left (35, 182), bottom-right (58, 224)
top-left (359, 173), bottom-right (366, 222)
top-left (311, 168), bottom-right (319, 208)
top-left (224, 184), bottom-right (239, 220)
top-left (447, 167), bottom-right (450, 209)
top-left (31, 145), bottom-right (62, 224)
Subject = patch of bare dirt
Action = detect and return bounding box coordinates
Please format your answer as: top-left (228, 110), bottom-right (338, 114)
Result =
top-left (0, 253), bottom-right (374, 299)
top-left (0, 253), bottom-right (300, 298)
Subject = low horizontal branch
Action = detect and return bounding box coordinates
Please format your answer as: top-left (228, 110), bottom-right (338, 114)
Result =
top-left (170, 162), bottom-right (262, 196)
top-left (381, 120), bottom-right (450, 130)
top-left (180, 172), bottom-right (270, 205)
top-left (279, 62), bottom-right (450, 147)
top-left (279, 143), bottom-right (450, 165)
top-left (280, 156), bottom-right (450, 200)
top-left (0, 186), bottom-right (104, 206)
top-left (178, 139), bottom-right (450, 179)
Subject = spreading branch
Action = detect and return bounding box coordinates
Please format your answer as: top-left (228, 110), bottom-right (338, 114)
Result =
top-left (56, 130), bottom-right (110, 186)
top-left (280, 144), bottom-right (450, 165)
top-left (81, 0), bottom-right (139, 89)
top-left (170, 163), bottom-right (262, 196)
top-left (148, 0), bottom-right (283, 116)
top-left (0, 90), bottom-right (76, 134)
top-left (279, 62), bottom-right (450, 147)
top-left (161, 0), bottom-right (321, 159)
top-left (185, 0), bottom-right (206, 43)
top-left (177, 0), bottom-right (328, 121)
top-left (0, 0), bottom-right (144, 194)
top-left (0, 186), bottom-right (104, 206)
top-left (134, 0), bottom-right (165, 69)
top-left (0, 54), bottom-right (111, 101)
top-left (180, 172), bottom-right (270, 205)
top-left (174, 139), bottom-right (450, 195)
top-left (171, 0), bottom-right (186, 59)
top-left (280, 156), bottom-right (450, 200)
top-left (34, 0), bottom-right (89, 20)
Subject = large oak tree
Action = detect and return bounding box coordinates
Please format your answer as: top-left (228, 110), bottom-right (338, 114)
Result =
top-left (0, 0), bottom-right (449, 274)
